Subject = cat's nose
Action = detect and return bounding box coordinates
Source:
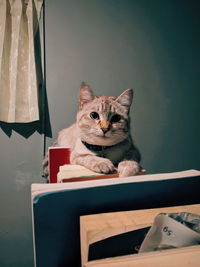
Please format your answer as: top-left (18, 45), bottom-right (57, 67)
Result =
top-left (101, 127), bottom-right (109, 134)
top-left (100, 120), bottom-right (110, 134)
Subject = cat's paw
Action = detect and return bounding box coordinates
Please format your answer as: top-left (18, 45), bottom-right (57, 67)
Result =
top-left (118, 160), bottom-right (140, 177)
top-left (91, 158), bottom-right (115, 174)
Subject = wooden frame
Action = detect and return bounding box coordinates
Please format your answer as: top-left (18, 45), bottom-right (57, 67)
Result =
top-left (84, 245), bottom-right (200, 267)
top-left (80, 204), bottom-right (200, 267)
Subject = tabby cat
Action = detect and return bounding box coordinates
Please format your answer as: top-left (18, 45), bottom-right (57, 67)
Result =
top-left (43, 82), bottom-right (141, 179)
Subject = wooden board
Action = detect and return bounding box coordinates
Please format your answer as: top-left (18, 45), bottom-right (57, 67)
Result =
top-left (85, 245), bottom-right (200, 267)
top-left (80, 204), bottom-right (200, 267)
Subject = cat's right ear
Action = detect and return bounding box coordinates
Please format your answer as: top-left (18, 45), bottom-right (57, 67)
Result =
top-left (115, 88), bottom-right (133, 109)
top-left (79, 82), bottom-right (95, 109)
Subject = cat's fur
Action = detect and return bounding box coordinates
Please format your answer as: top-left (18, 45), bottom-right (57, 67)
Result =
top-left (43, 82), bottom-right (141, 179)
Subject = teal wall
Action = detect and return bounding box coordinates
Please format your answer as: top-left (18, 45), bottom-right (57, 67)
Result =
top-left (0, 0), bottom-right (199, 266)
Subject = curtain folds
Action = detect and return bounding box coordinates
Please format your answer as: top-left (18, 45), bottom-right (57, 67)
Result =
top-left (0, 0), bottom-right (43, 123)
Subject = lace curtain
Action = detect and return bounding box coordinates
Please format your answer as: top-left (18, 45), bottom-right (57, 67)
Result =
top-left (0, 0), bottom-right (43, 123)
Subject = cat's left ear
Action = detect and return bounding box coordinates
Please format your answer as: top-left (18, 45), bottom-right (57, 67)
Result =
top-left (115, 88), bottom-right (133, 110)
top-left (79, 82), bottom-right (95, 109)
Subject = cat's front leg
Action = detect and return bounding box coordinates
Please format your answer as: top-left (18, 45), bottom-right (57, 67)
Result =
top-left (71, 152), bottom-right (115, 174)
top-left (118, 160), bottom-right (140, 177)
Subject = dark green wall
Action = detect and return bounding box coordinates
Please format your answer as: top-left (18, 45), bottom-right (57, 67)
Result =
top-left (0, 0), bottom-right (199, 266)
top-left (46, 0), bottom-right (200, 173)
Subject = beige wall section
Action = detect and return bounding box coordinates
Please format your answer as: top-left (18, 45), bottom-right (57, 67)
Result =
top-left (0, 0), bottom-right (199, 266)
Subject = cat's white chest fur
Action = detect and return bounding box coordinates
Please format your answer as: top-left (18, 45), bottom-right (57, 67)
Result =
top-left (97, 140), bottom-right (131, 165)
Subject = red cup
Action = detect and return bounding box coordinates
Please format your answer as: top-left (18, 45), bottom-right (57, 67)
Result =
top-left (48, 147), bottom-right (71, 183)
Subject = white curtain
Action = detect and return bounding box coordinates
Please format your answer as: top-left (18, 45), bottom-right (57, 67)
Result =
top-left (0, 0), bottom-right (43, 123)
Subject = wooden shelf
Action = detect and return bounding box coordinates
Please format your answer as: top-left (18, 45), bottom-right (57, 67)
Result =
top-left (80, 204), bottom-right (200, 267)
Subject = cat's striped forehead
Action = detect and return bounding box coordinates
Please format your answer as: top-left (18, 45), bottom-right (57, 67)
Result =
top-left (96, 97), bottom-right (115, 112)
top-left (82, 96), bottom-right (127, 117)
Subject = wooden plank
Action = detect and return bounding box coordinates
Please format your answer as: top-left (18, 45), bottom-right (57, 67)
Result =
top-left (85, 245), bottom-right (200, 267)
top-left (80, 204), bottom-right (200, 267)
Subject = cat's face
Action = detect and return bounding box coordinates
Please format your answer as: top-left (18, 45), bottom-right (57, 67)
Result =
top-left (76, 82), bottom-right (133, 146)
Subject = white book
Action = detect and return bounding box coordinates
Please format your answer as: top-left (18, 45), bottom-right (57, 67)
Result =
top-left (32, 169), bottom-right (200, 198)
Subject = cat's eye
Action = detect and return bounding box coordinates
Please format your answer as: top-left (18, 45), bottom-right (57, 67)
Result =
top-left (90, 112), bottom-right (99, 120)
top-left (111, 114), bottom-right (121, 123)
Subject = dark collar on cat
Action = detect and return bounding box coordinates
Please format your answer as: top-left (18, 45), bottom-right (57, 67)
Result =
top-left (82, 141), bottom-right (111, 151)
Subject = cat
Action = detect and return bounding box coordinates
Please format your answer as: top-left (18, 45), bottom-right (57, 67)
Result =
top-left (43, 82), bottom-right (142, 179)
